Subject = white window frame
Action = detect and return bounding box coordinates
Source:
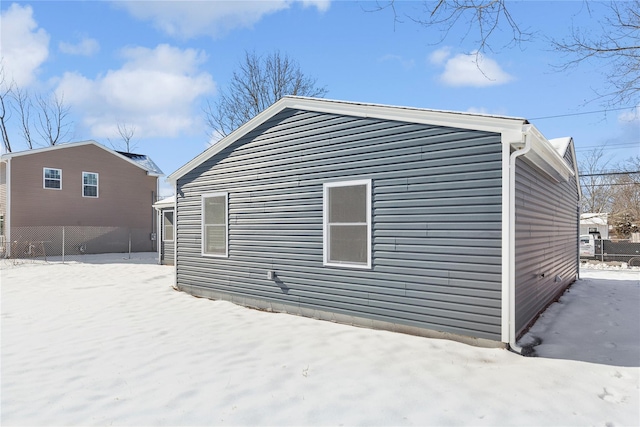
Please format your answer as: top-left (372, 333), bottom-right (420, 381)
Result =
top-left (43, 167), bottom-right (62, 190)
top-left (163, 210), bottom-right (175, 242)
top-left (82, 171), bottom-right (99, 198)
top-left (201, 192), bottom-right (228, 258)
top-left (323, 179), bottom-right (372, 269)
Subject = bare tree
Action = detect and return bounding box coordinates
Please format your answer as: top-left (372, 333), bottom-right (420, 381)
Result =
top-left (117, 122), bottom-right (137, 152)
top-left (404, 0), bottom-right (529, 54)
top-left (35, 92), bottom-right (72, 146)
top-left (552, 0), bottom-right (640, 106)
top-left (0, 64), bottom-right (74, 151)
top-left (205, 50), bottom-right (328, 138)
top-left (579, 147), bottom-right (616, 214)
top-left (0, 66), bottom-right (13, 153)
top-left (378, 0), bottom-right (639, 106)
top-left (13, 86), bottom-right (35, 149)
top-left (609, 156), bottom-right (640, 237)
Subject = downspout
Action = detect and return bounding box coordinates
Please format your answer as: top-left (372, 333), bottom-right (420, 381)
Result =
top-left (5, 157), bottom-right (10, 257)
top-left (173, 182), bottom-right (178, 289)
top-left (507, 129), bottom-right (532, 354)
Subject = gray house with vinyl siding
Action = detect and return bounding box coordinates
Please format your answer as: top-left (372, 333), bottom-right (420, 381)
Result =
top-left (168, 96), bottom-right (580, 349)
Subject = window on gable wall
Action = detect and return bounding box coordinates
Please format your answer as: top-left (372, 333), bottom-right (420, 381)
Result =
top-left (323, 179), bottom-right (371, 269)
top-left (202, 193), bottom-right (228, 257)
top-left (43, 168), bottom-right (62, 189)
top-left (82, 172), bottom-right (98, 197)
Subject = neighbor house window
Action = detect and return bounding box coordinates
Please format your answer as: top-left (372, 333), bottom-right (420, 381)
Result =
top-left (43, 168), bottom-right (62, 189)
top-left (82, 172), bottom-right (98, 198)
top-left (323, 179), bottom-right (371, 269)
top-left (202, 193), bottom-right (228, 257)
top-left (163, 210), bottom-right (174, 242)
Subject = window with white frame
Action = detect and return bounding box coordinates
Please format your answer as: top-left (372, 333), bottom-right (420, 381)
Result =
top-left (323, 179), bottom-right (371, 268)
top-left (202, 193), bottom-right (228, 257)
top-left (163, 210), bottom-right (174, 242)
top-left (82, 172), bottom-right (98, 197)
top-left (43, 168), bottom-right (62, 189)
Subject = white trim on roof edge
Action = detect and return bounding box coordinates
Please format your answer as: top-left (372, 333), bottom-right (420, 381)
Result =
top-left (0, 140), bottom-right (163, 176)
top-left (168, 96), bottom-right (532, 183)
top-left (168, 96), bottom-right (574, 185)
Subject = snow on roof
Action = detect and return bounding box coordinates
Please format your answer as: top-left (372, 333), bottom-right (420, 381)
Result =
top-left (153, 195), bottom-right (175, 209)
top-left (548, 137), bottom-right (572, 157)
top-left (580, 212), bottom-right (608, 225)
top-left (117, 151), bottom-right (164, 175)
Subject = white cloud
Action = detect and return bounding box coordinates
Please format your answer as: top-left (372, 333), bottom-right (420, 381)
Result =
top-left (430, 48), bottom-right (513, 87)
top-left (59, 37), bottom-right (100, 56)
top-left (617, 106), bottom-right (640, 123)
top-left (428, 47), bottom-right (451, 66)
top-left (114, 0), bottom-right (330, 39)
top-left (56, 44), bottom-right (215, 139)
top-left (0, 3), bottom-right (49, 87)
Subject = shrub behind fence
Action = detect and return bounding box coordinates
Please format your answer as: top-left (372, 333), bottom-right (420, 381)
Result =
top-left (1, 226), bottom-right (155, 261)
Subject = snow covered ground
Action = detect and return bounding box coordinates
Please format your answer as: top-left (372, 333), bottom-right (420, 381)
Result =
top-left (1, 253), bottom-right (638, 426)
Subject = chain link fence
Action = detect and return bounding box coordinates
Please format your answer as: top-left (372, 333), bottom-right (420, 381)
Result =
top-left (591, 239), bottom-right (640, 265)
top-left (1, 226), bottom-right (156, 263)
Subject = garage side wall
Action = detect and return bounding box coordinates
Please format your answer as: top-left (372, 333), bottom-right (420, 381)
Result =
top-left (177, 109), bottom-right (504, 341)
top-left (514, 150), bottom-right (579, 336)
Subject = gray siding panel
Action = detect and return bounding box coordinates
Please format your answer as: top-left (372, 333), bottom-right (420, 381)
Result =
top-left (177, 109), bottom-right (503, 340)
top-left (514, 154), bottom-right (579, 336)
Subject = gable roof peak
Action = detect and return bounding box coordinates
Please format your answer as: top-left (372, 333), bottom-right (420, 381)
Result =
top-left (1, 140), bottom-right (163, 176)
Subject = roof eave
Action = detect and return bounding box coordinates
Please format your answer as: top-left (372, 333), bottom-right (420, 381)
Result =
top-left (168, 96), bottom-right (529, 183)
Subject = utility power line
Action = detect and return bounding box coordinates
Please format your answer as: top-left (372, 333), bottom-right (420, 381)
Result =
top-left (531, 106), bottom-right (636, 121)
top-left (580, 171), bottom-right (640, 177)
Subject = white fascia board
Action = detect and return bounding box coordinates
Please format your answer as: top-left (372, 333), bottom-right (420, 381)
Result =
top-left (153, 195), bottom-right (176, 210)
top-left (284, 96), bottom-right (528, 135)
top-left (168, 96), bottom-right (529, 183)
top-left (520, 126), bottom-right (575, 182)
top-left (168, 98), bottom-right (290, 183)
top-left (0, 140), bottom-right (98, 159)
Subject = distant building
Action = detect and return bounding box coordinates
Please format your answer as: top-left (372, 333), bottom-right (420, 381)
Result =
top-left (0, 140), bottom-right (163, 256)
top-left (580, 212), bottom-right (609, 239)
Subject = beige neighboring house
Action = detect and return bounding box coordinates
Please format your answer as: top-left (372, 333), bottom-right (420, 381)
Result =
top-left (0, 140), bottom-right (163, 256)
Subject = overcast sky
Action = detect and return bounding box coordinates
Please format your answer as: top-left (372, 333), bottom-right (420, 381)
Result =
top-left (1, 1), bottom-right (638, 195)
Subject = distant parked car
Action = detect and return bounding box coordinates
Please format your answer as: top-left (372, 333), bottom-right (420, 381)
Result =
top-left (580, 235), bottom-right (596, 258)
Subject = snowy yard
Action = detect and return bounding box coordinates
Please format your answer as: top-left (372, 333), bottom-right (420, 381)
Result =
top-left (1, 253), bottom-right (638, 426)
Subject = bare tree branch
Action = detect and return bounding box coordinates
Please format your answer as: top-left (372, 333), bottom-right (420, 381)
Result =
top-left (0, 66), bottom-right (13, 153)
top-left (205, 50), bottom-right (328, 138)
top-left (117, 122), bottom-right (137, 152)
top-left (34, 92), bottom-right (72, 146)
top-left (378, 0), bottom-right (532, 55)
top-left (13, 86), bottom-right (34, 149)
top-left (552, 0), bottom-right (640, 106)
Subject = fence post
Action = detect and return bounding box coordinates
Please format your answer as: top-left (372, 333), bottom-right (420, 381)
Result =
top-left (128, 229), bottom-right (131, 260)
top-left (62, 226), bottom-right (65, 264)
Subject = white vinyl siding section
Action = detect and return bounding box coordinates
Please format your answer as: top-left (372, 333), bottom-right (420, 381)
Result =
top-left (323, 180), bottom-right (371, 269)
top-left (82, 172), bottom-right (98, 198)
top-left (43, 168), bottom-right (62, 190)
top-left (202, 193), bottom-right (228, 257)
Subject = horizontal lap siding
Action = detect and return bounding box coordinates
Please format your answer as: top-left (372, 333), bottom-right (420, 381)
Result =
top-left (161, 240), bottom-right (174, 265)
top-left (514, 154), bottom-right (579, 336)
top-left (177, 109), bottom-right (503, 340)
